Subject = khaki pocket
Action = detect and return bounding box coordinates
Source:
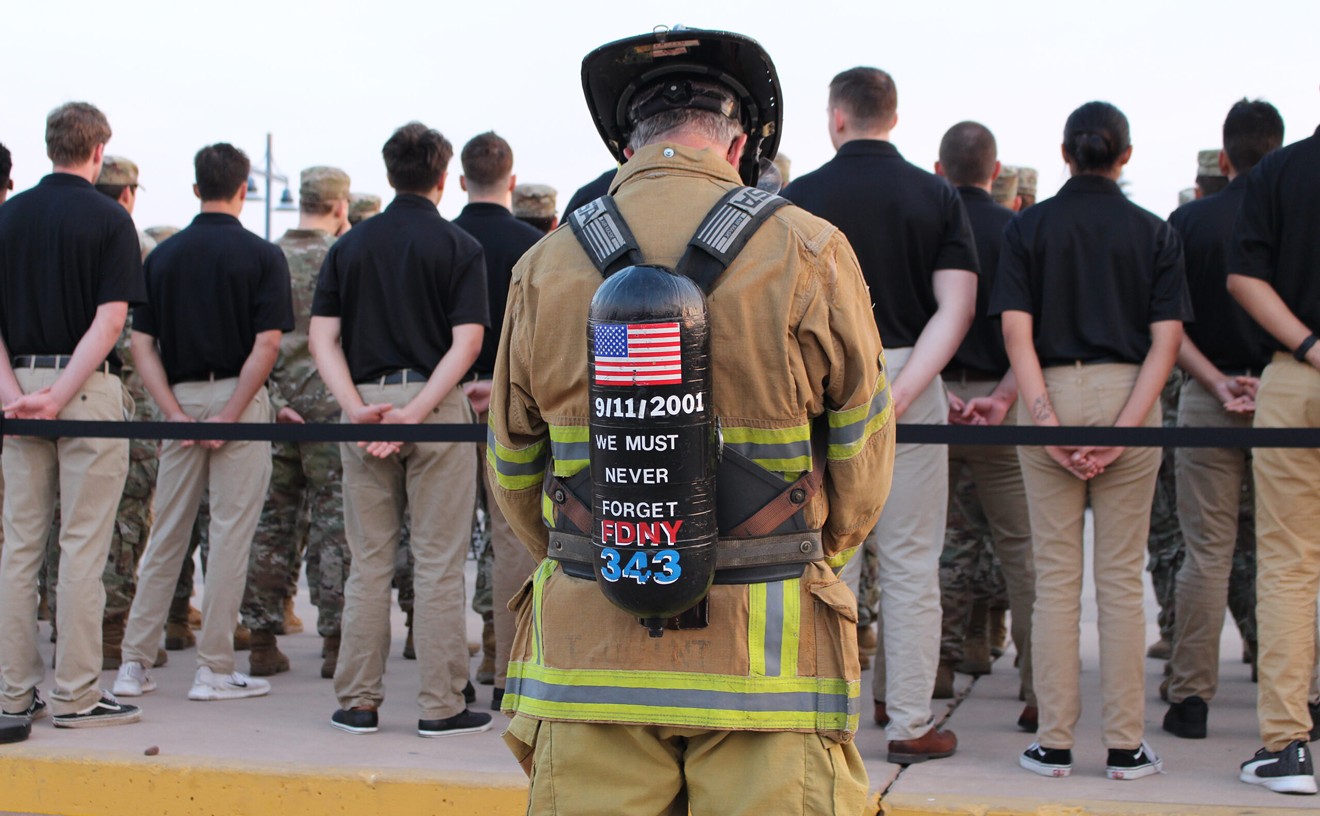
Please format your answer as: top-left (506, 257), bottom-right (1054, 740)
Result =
top-left (808, 578), bottom-right (860, 683)
top-left (502, 712), bottom-right (541, 777)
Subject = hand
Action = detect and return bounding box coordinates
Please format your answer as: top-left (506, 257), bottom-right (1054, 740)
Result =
top-left (891, 383), bottom-right (914, 421)
top-left (276, 406), bottom-right (305, 424)
top-left (4, 387), bottom-right (62, 420)
top-left (197, 415), bottom-right (233, 450)
top-left (361, 403), bottom-right (424, 459)
top-left (463, 380), bottom-right (492, 416)
top-left (1079, 445), bottom-right (1125, 473)
top-left (163, 412), bottom-right (205, 449)
top-left (1222, 394), bottom-right (1256, 414)
top-left (1046, 445), bottom-right (1099, 480)
top-left (961, 396), bottom-right (1010, 427)
top-left (1213, 376), bottom-right (1257, 410)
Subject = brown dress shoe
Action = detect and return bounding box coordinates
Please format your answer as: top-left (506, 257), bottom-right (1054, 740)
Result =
top-left (1017, 705), bottom-right (1038, 732)
top-left (874, 701), bottom-right (890, 727)
top-left (887, 728), bottom-right (957, 764)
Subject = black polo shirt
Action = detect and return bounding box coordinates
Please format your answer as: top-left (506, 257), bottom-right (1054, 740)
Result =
top-left (563, 168), bottom-right (616, 219)
top-left (0, 173), bottom-right (145, 365)
top-left (947, 186), bottom-right (1014, 377)
top-left (312, 194), bottom-right (489, 383)
top-left (134, 213), bottom-right (293, 384)
top-left (783, 139), bottom-right (979, 348)
top-left (453, 202), bottom-right (543, 378)
top-left (1230, 125), bottom-right (1320, 353)
top-left (989, 174), bottom-right (1192, 366)
top-left (1168, 176), bottom-right (1269, 372)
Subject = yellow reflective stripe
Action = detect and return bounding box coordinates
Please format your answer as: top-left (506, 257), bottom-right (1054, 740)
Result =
top-left (528, 559), bottom-right (556, 665)
top-left (721, 424), bottom-right (812, 474)
top-left (827, 371), bottom-right (892, 460)
top-left (825, 545), bottom-right (858, 571)
top-left (486, 424), bottom-right (547, 490)
top-left (748, 583), bottom-right (767, 677)
top-left (780, 580), bottom-right (800, 679)
top-left (541, 491), bottom-right (554, 527)
top-left (549, 424), bottom-right (589, 477)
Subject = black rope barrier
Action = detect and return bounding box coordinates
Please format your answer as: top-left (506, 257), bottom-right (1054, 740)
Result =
top-left (3, 418), bottom-right (1319, 448)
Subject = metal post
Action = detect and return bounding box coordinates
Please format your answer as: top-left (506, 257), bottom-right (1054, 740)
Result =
top-left (264, 133), bottom-right (273, 241)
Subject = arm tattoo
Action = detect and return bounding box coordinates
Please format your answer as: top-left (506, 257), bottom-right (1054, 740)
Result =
top-left (1031, 394), bottom-right (1056, 423)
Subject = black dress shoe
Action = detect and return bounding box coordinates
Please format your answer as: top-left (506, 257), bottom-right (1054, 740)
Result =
top-left (1162, 696), bottom-right (1208, 739)
top-left (330, 707), bottom-right (379, 734)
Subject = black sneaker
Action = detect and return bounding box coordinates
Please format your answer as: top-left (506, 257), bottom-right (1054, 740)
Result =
top-left (1020, 743), bottom-right (1072, 777)
top-left (330, 708), bottom-right (379, 734)
top-left (1107, 741), bottom-right (1163, 780)
top-left (418, 708), bottom-right (493, 738)
top-left (0, 714), bottom-right (31, 744)
top-left (51, 694), bottom-right (141, 729)
top-left (1240, 740), bottom-right (1318, 795)
top-left (464, 681), bottom-right (476, 705)
top-left (1163, 696), bottom-right (1208, 739)
top-left (2, 690), bottom-right (47, 721)
top-left (491, 687), bottom-right (504, 712)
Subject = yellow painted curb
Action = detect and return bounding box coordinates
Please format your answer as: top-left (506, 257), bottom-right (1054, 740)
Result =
top-left (0, 748), bottom-right (529, 816)
top-left (879, 792), bottom-right (1317, 816)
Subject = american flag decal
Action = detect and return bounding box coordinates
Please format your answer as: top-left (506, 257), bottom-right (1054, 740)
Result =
top-left (593, 322), bottom-right (683, 386)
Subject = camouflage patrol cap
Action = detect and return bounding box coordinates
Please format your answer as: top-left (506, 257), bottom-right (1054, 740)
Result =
top-left (348, 192), bottom-right (382, 224)
top-left (98, 156), bottom-right (141, 188)
top-left (1197, 149), bottom-right (1224, 178)
top-left (512, 184), bottom-right (557, 220)
top-left (300, 166), bottom-right (351, 208)
top-left (991, 165), bottom-right (1020, 206)
top-left (144, 225), bottom-right (180, 244)
top-left (1016, 167), bottom-right (1038, 198)
top-left (1178, 188), bottom-right (1196, 207)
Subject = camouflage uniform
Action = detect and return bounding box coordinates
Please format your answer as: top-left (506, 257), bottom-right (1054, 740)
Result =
top-left (1228, 456), bottom-right (1258, 648)
top-left (1147, 369), bottom-right (1186, 645)
top-left (240, 224), bottom-right (345, 635)
top-left (939, 472), bottom-right (991, 661)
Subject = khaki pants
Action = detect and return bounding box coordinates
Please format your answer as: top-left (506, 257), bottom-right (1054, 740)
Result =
top-left (0, 369), bottom-right (128, 715)
top-left (123, 380), bottom-right (273, 674)
top-left (843, 346), bottom-right (947, 740)
top-left (1018, 363), bottom-right (1160, 750)
top-left (1252, 354), bottom-right (1320, 751)
top-left (944, 377), bottom-right (1036, 706)
top-left (477, 409), bottom-right (537, 690)
top-left (334, 384), bottom-right (476, 719)
top-left (508, 716), bottom-right (868, 816)
top-left (1168, 376), bottom-right (1254, 703)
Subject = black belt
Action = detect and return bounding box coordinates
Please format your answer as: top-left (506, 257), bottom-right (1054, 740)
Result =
top-left (12, 355), bottom-right (120, 376)
top-left (356, 369), bottom-right (429, 386)
top-left (547, 530), bottom-right (823, 585)
top-left (1040, 356), bottom-right (1127, 369)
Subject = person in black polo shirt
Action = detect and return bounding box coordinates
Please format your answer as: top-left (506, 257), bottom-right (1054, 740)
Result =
top-left (310, 121), bottom-right (492, 738)
top-left (784, 66), bottom-right (976, 763)
top-left (1227, 99), bottom-right (1320, 796)
top-left (453, 132), bottom-right (542, 712)
top-left (0, 102), bottom-right (144, 730)
top-left (115, 143), bottom-right (292, 704)
top-left (1162, 100), bottom-right (1283, 743)
top-left (932, 121), bottom-right (1037, 733)
top-left (991, 101), bottom-right (1191, 781)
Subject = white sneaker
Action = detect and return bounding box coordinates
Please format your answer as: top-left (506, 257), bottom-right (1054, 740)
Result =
top-left (112, 662), bottom-right (156, 697)
top-left (187, 667), bottom-right (270, 701)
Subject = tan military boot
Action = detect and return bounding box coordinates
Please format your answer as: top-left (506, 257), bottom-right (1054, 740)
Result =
top-left (321, 636), bottom-right (340, 680)
top-left (281, 596), bottom-right (304, 635)
top-left (988, 608), bottom-right (1008, 659)
top-left (933, 660), bottom-right (956, 699)
top-left (165, 595), bottom-right (196, 650)
top-left (476, 615), bottom-right (495, 685)
top-left (102, 613), bottom-right (127, 670)
top-left (234, 624), bottom-right (252, 652)
top-left (248, 629), bottom-right (290, 676)
top-left (956, 600), bottom-right (993, 676)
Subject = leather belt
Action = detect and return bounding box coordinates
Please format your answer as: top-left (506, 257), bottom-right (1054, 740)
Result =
top-left (12, 355), bottom-right (120, 376)
top-left (547, 530), bottom-right (823, 585)
top-left (357, 369), bottom-right (429, 386)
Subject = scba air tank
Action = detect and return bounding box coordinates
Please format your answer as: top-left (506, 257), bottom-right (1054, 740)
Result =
top-left (587, 264), bottom-right (716, 636)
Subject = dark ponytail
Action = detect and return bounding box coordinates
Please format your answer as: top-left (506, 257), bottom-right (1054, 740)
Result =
top-left (1063, 101), bottom-right (1130, 173)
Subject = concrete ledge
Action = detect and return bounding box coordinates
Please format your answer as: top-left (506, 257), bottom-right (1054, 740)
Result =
top-left (0, 749), bottom-right (529, 816)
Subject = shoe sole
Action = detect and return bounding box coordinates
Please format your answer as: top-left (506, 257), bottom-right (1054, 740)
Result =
top-left (1107, 759), bottom-right (1163, 780)
top-left (188, 686), bottom-right (270, 701)
top-left (330, 719), bottom-right (378, 734)
top-left (1240, 771), bottom-right (1319, 794)
top-left (887, 748), bottom-right (956, 764)
top-left (52, 709), bottom-right (142, 729)
top-left (111, 682), bottom-right (156, 698)
top-left (417, 721), bottom-right (493, 738)
top-left (1020, 756), bottom-right (1071, 777)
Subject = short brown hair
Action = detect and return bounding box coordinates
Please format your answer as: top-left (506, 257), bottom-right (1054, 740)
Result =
top-left (461, 132), bottom-right (513, 188)
top-left (194, 143), bottom-right (251, 201)
top-left (382, 123), bottom-right (453, 194)
top-left (828, 68), bottom-right (897, 130)
top-left (938, 121), bottom-right (997, 187)
top-left (46, 102), bottom-right (112, 165)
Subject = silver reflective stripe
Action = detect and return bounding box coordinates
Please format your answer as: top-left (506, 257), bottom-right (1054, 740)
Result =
top-left (551, 438), bottom-right (590, 463)
top-left (505, 677), bottom-right (853, 716)
top-left (829, 384), bottom-right (891, 449)
top-left (723, 439), bottom-right (812, 463)
top-left (486, 426), bottom-right (547, 477)
top-left (763, 583), bottom-right (785, 678)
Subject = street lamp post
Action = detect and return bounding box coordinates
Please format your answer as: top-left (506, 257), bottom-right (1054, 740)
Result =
top-left (247, 132), bottom-right (297, 240)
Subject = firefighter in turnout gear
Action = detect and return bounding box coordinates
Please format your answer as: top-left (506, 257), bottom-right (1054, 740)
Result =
top-left (487, 26), bottom-right (895, 814)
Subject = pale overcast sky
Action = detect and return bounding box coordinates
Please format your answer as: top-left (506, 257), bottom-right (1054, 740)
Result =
top-left (3, 0), bottom-right (1317, 238)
